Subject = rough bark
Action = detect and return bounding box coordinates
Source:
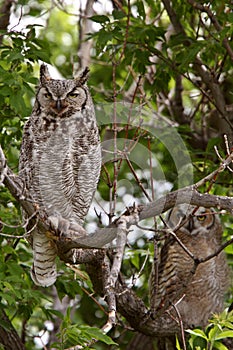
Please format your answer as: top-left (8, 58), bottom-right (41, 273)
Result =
top-left (0, 145), bottom-right (233, 339)
top-left (0, 0), bottom-right (13, 44)
top-left (77, 0), bottom-right (95, 70)
top-left (0, 308), bottom-right (25, 350)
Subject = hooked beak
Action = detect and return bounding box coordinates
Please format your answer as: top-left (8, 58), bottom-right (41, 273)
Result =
top-left (51, 98), bottom-right (68, 114)
top-left (56, 99), bottom-right (62, 111)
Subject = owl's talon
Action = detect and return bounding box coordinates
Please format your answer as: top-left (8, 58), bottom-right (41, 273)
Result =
top-left (48, 214), bottom-right (86, 239)
top-left (48, 214), bottom-right (69, 233)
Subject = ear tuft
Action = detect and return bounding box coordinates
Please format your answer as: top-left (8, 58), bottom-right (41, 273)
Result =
top-left (40, 64), bottom-right (51, 84)
top-left (74, 67), bottom-right (89, 85)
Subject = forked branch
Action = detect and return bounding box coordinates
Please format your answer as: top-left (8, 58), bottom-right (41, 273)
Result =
top-left (0, 145), bottom-right (233, 253)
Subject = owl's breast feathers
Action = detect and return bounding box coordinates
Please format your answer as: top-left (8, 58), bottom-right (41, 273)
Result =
top-left (19, 64), bottom-right (101, 287)
top-left (20, 109), bottom-right (101, 225)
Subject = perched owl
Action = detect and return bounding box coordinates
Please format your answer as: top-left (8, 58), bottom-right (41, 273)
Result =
top-left (150, 204), bottom-right (229, 329)
top-left (19, 64), bottom-right (101, 287)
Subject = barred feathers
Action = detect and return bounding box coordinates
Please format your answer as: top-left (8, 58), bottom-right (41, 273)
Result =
top-left (19, 65), bottom-right (101, 287)
top-left (150, 205), bottom-right (229, 328)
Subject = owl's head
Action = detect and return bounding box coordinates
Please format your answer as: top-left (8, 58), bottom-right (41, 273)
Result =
top-left (35, 64), bottom-right (91, 116)
top-left (167, 204), bottom-right (222, 238)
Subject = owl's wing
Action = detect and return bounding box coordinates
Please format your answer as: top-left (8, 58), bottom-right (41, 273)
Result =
top-left (61, 127), bottom-right (101, 225)
top-left (150, 236), bottom-right (194, 313)
top-left (19, 120), bottom-right (58, 287)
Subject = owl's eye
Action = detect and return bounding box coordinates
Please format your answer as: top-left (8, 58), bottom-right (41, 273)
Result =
top-left (44, 92), bottom-right (52, 99)
top-left (68, 92), bottom-right (80, 98)
top-left (197, 215), bottom-right (206, 221)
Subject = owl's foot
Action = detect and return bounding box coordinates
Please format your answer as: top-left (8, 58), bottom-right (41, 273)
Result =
top-left (48, 214), bottom-right (86, 239)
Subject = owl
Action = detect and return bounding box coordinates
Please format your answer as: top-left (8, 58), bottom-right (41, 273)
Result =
top-left (150, 204), bottom-right (229, 330)
top-left (19, 64), bottom-right (101, 287)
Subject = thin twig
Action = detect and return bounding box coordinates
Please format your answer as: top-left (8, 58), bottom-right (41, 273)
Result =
top-left (130, 251), bottom-right (149, 288)
top-left (125, 154), bottom-right (152, 202)
top-left (194, 150), bottom-right (233, 188)
top-left (118, 0), bottom-right (131, 63)
top-left (198, 237), bottom-right (233, 264)
top-left (172, 302), bottom-right (187, 350)
top-left (80, 285), bottom-right (108, 315)
top-left (112, 62), bottom-right (118, 223)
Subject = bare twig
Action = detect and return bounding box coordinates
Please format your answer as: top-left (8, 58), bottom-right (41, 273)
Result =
top-left (102, 254), bottom-right (117, 330)
top-left (131, 251), bottom-right (150, 287)
top-left (198, 237), bottom-right (233, 264)
top-left (125, 154), bottom-right (152, 202)
top-left (104, 206), bottom-right (140, 328)
top-left (118, 0), bottom-right (131, 63)
top-left (194, 150), bottom-right (233, 188)
top-left (172, 301), bottom-right (187, 350)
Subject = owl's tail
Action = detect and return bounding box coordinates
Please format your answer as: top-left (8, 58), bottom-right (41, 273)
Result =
top-left (31, 231), bottom-right (57, 287)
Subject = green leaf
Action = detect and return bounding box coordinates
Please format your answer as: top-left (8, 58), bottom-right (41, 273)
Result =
top-left (136, 0), bottom-right (146, 20)
top-left (112, 9), bottom-right (126, 19)
top-left (90, 15), bottom-right (110, 24)
top-left (212, 341), bottom-right (229, 350)
top-left (175, 335), bottom-right (182, 350)
top-left (42, 307), bottom-right (64, 321)
top-left (208, 325), bottom-right (220, 341)
top-left (0, 318), bottom-right (12, 331)
top-left (79, 326), bottom-right (118, 345)
top-left (186, 329), bottom-right (208, 340)
top-left (0, 292), bottom-right (16, 305)
top-left (215, 330), bottom-right (233, 340)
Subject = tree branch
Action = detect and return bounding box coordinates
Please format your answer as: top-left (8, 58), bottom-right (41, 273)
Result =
top-left (1, 145), bottom-right (233, 254)
top-left (1, 144), bottom-right (232, 338)
top-left (0, 0), bottom-right (14, 45)
top-left (0, 308), bottom-right (25, 350)
top-left (187, 0), bottom-right (233, 61)
top-left (161, 0), bottom-right (233, 140)
top-left (77, 0), bottom-right (95, 70)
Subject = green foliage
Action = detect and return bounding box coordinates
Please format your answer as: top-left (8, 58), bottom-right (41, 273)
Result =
top-left (0, 26), bottom-right (51, 167)
top-left (186, 310), bottom-right (233, 350)
top-left (0, 0), bottom-right (232, 349)
top-left (52, 308), bottom-right (117, 349)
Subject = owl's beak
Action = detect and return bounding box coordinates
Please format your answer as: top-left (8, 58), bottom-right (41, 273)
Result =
top-left (56, 99), bottom-right (62, 111)
top-left (52, 99), bottom-right (68, 113)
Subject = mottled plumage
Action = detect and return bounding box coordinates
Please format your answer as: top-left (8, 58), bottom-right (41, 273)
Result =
top-left (19, 64), bottom-right (101, 287)
top-left (150, 204), bottom-right (229, 329)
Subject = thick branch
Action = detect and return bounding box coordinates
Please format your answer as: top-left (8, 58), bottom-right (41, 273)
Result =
top-left (1, 146), bottom-right (232, 338)
top-left (1, 146), bottom-right (233, 255)
top-left (0, 308), bottom-right (25, 350)
top-left (139, 188), bottom-right (233, 221)
top-left (115, 280), bottom-right (181, 336)
top-left (0, 0), bottom-right (13, 45)
top-left (77, 0), bottom-right (95, 69)
top-left (86, 257), bottom-right (182, 337)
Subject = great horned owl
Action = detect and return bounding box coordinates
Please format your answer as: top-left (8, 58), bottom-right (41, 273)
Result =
top-left (150, 204), bottom-right (229, 329)
top-left (19, 64), bottom-right (101, 287)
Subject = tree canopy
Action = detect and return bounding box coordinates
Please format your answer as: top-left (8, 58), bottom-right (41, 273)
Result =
top-left (0, 0), bottom-right (232, 349)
